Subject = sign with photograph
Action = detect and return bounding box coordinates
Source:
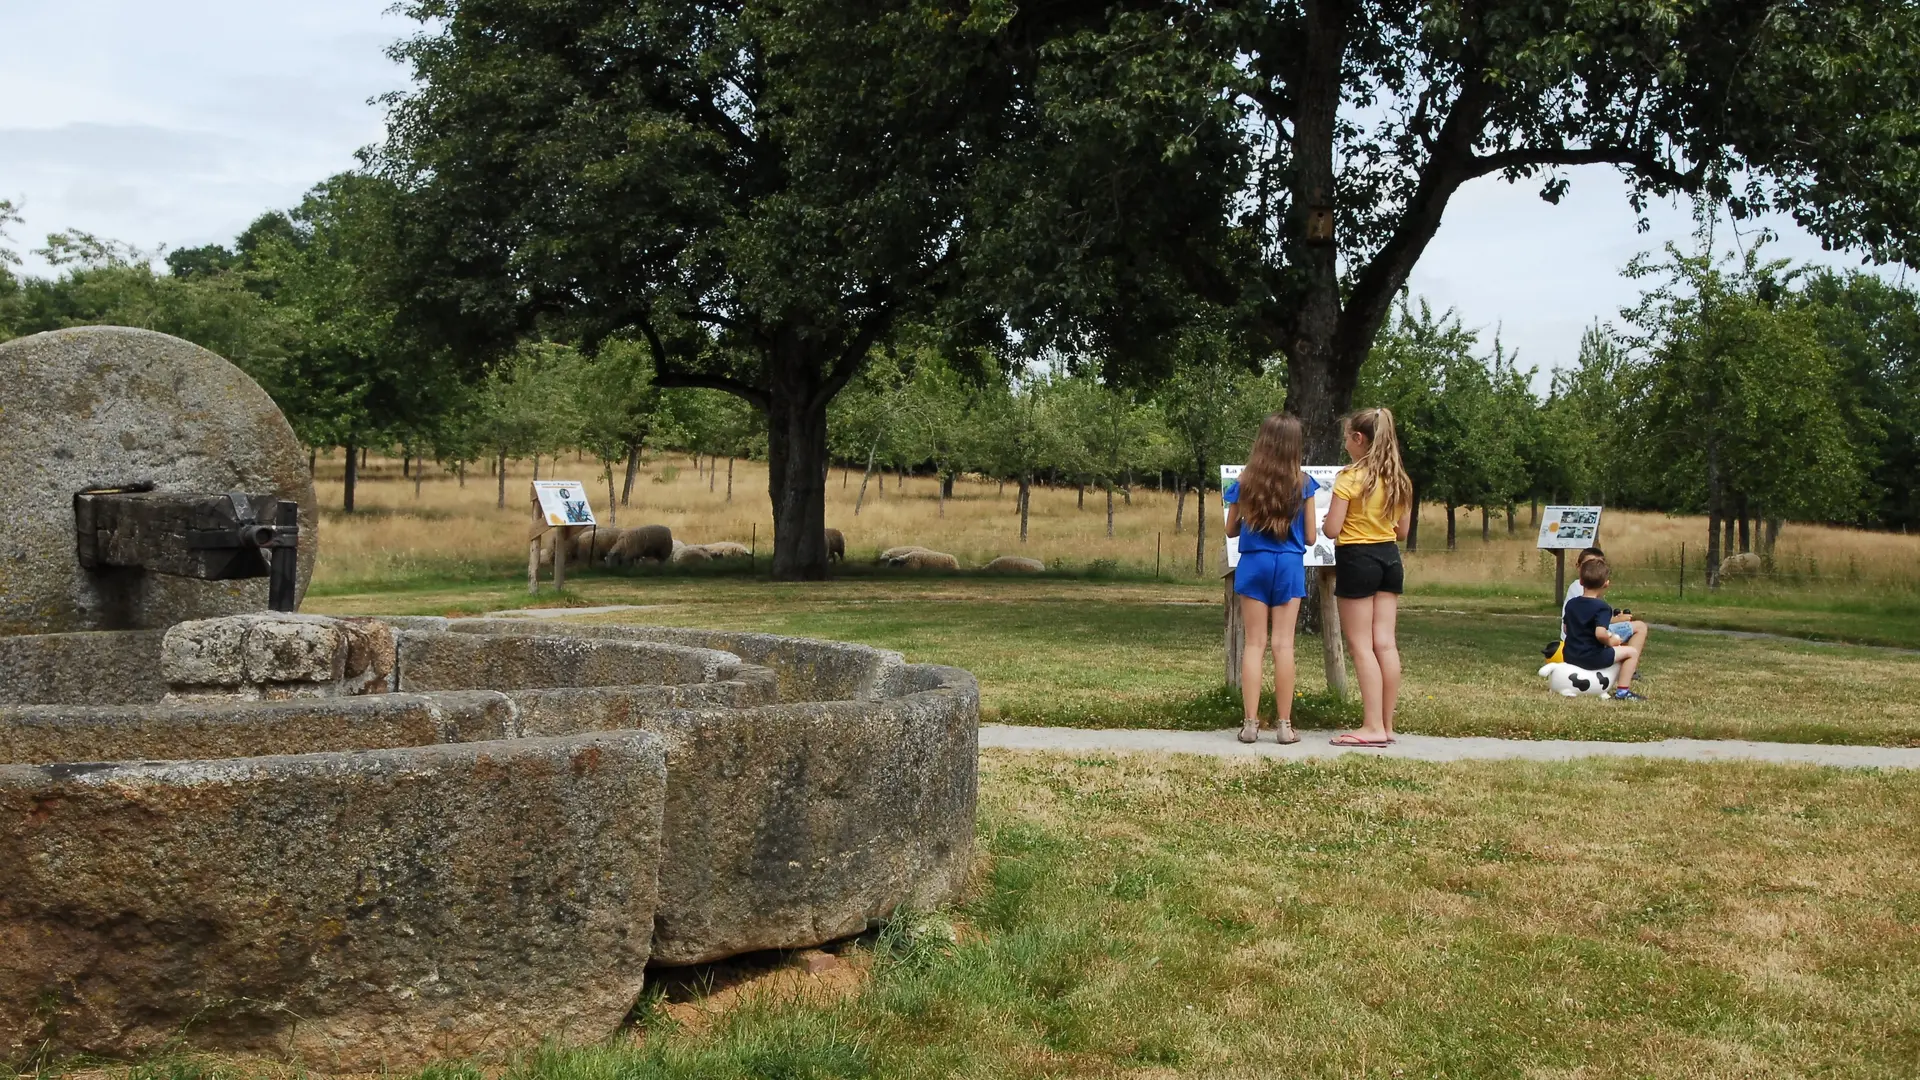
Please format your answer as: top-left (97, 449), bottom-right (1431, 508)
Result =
top-left (533, 481), bottom-right (598, 527)
top-left (1221, 465), bottom-right (1343, 569)
top-left (1536, 505), bottom-right (1602, 549)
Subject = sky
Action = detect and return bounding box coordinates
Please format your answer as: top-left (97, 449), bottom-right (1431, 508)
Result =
top-left (2, 2), bottom-right (1902, 390)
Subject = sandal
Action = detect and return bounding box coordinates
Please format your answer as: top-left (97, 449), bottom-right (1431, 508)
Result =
top-left (1274, 719), bottom-right (1301, 745)
top-left (1329, 732), bottom-right (1391, 748)
top-left (1237, 718), bottom-right (1259, 744)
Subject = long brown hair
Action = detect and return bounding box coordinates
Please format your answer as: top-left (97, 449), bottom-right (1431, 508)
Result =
top-left (1238, 413), bottom-right (1306, 535)
top-left (1344, 407), bottom-right (1413, 518)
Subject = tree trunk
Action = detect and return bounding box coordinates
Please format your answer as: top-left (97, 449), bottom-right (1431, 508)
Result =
top-left (343, 440), bottom-right (359, 513)
top-left (855, 443), bottom-right (877, 515)
top-left (1531, 496), bottom-right (1539, 527)
top-left (606, 463), bottom-right (617, 527)
top-left (413, 465), bottom-right (422, 500)
top-left (1736, 493), bottom-right (1751, 553)
top-left (1193, 470), bottom-right (1209, 575)
top-left (1446, 503), bottom-right (1457, 550)
top-left (622, 442), bottom-right (641, 506)
top-left (726, 456), bottom-right (734, 501)
top-left (496, 451), bottom-right (508, 509)
top-left (1406, 480), bottom-right (1421, 552)
top-left (1174, 478), bottom-right (1187, 533)
top-left (1106, 484), bottom-right (1115, 537)
top-left (764, 367), bottom-right (832, 581)
top-left (1506, 500), bottom-right (1516, 535)
top-left (1077, 484), bottom-right (1084, 510)
top-left (533, 454), bottom-right (540, 481)
top-left (360, 446), bottom-right (368, 471)
top-left (1764, 516), bottom-right (1782, 562)
top-left (1480, 505), bottom-right (1489, 542)
top-left (1123, 469), bottom-right (1132, 505)
top-left (941, 471), bottom-right (955, 499)
top-left (403, 453), bottom-right (411, 479)
top-left (1018, 475), bottom-right (1032, 542)
top-left (308, 447), bottom-right (317, 477)
top-left (710, 456), bottom-right (717, 492)
top-left (1706, 437), bottom-right (1724, 589)
top-left (457, 461), bottom-right (465, 488)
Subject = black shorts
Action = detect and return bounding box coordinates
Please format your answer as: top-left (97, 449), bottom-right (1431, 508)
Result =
top-left (1333, 541), bottom-right (1404, 598)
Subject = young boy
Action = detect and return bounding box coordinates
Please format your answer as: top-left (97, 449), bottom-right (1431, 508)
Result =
top-left (1561, 546), bottom-right (1652, 661)
top-left (1562, 556), bottom-right (1645, 701)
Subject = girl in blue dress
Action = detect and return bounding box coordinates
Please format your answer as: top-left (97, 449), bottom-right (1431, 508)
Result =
top-left (1224, 413), bottom-right (1319, 744)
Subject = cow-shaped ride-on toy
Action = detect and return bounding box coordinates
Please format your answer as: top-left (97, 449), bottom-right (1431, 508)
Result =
top-left (1537, 661), bottom-right (1624, 697)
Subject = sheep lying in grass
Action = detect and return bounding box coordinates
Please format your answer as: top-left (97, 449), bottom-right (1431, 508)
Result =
top-left (1719, 551), bottom-right (1762, 578)
top-left (670, 540), bottom-right (752, 564)
top-left (881, 546), bottom-right (960, 570)
top-left (602, 524), bottom-right (673, 566)
top-left (983, 555), bottom-right (1045, 573)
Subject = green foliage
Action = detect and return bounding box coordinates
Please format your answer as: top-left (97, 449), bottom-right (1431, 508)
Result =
top-left (1361, 299), bottom-right (1533, 547)
top-left (248, 172), bottom-right (458, 458)
top-left (1624, 233), bottom-right (1865, 529)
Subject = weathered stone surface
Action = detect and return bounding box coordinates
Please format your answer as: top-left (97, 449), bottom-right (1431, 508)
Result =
top-left (339, 617), bottom-right (397, 693)
top-left (0, 629), bottom-right (165, 706)
top-left (161, 614), bottom-right (396, 700)
top-left (241, 614), bottom-right (345, 683)
top-left (0, 617), bottom-right (979, 1064)
top-left (0, 326), bottom-right (317, 634)
top-left (0, 731), bottom-right (667, 1070)
top-left (0, 691), bottom-right (519, 764)
top-left (449, 620), bottom-right (908, 703)
top-left (639, 667), bottom-right (979, 964)
top-left (398, 630), bottom-right (734, 691)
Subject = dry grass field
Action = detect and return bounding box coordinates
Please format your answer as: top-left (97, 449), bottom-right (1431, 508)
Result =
top-left (310, 450), bottom-right (1920, 599)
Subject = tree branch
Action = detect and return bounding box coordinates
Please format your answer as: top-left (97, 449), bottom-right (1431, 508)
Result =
top-left (654, 362), bottom-right (770, 409)
top-left (1466, 146), bottom-right (1707, 190)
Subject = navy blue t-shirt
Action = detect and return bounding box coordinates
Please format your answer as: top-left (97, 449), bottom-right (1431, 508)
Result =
top-left (1224, 474), bottom-right (1320, 555)
top-left (1562, 595), bottom-right (1616, 669)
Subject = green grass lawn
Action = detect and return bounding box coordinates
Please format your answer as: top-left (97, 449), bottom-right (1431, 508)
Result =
top-left (309, 569), bottom-right (1920, 747)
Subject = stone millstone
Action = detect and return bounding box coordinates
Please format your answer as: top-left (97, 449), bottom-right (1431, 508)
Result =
top-left (0, 327), bottom-right (317, 634)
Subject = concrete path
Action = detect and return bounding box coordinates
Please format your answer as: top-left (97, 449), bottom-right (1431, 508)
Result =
top-left (979, 724), bottom-right (1920, 770)
top-left (484, 604), bottom-right (661, 619)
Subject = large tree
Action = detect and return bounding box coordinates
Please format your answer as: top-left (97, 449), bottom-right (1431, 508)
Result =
top-left (377, 0), bottom-right (1053, 578)
top-left (1022, 1), bottom-right (1920, 461)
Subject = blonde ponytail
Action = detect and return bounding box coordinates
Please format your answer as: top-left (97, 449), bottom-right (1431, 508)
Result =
top-left (1345, 407), bottom-right (1412, 519)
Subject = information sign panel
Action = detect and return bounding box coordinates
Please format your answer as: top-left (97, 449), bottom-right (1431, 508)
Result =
top-left (1536, 505), bottom-right (1603, 549)
top-left (1221, 465), bottom-right (1343, 569)
top-left (533, 481), bottom-right (598, 527)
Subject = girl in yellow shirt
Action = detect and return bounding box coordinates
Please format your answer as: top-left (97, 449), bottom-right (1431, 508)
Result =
top-left (1319, 407), bottom-right (1413, 747)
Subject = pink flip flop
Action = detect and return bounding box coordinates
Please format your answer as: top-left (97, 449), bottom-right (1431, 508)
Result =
top-left (1329, 733), bottom-right (1391, 748)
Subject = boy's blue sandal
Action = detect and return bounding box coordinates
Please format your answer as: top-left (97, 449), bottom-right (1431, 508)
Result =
top-left (1612, 687), bottom-right (1646, 702)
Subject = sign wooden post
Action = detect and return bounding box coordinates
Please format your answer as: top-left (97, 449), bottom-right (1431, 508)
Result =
top-left (527, 481), bottom-right (599, 594)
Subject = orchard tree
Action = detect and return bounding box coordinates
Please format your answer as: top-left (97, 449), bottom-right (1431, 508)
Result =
top-left (378, 0), bottom-right (1047, 578)
top-left (251, 174), bottom-right (452, 511)
top-left (1626, 237), bottom-right (1863, 585)
top-left (1020, 1), bottom-right (1920, 461)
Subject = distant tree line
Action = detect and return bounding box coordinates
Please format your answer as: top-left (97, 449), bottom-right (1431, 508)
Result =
top-left (6, 0), bottom-right (1920, 586)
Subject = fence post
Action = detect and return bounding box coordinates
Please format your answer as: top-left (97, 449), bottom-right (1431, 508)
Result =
top-left (1678, 542), bottom-right (1685, 600)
